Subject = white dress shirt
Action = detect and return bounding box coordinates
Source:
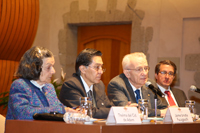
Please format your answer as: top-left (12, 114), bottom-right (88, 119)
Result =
top-left (80, 76), bottom-right (93, 97)
top-left (30, 80), bottom-right (45, 92)
top-left (157, 84), bottom-right (178, 106)
top-left (128, 80), bottom-right (143, 99)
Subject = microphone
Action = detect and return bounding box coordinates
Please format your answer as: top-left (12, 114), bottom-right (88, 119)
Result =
top-left (145, 81), bottom-right (164, 97)
top-left (145, 81), bottom-right (155, 91)
top-left (190, 85), bottom-right (200, 93)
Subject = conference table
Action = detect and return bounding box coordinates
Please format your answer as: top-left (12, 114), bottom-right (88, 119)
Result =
top-left (5, 119), bottom-right (200, 133)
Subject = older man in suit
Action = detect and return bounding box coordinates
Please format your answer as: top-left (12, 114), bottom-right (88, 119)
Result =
top-left (107, 52), bottom-right (167, 117)
top-left (154, 60), bottom-right (187, 107)
top-left (59, 48), bottom-right (112, 119)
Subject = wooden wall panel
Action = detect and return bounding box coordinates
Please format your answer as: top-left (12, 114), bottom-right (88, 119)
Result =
top-left (0, 60), bottom-right (18, 93)
top-left (0, 0), bottom-right (10, 50)
top-left (18, 0), bottom-right (39, 61)
top-left (1, 0), bottom-right (15, 59)
top-left (8, 0), bottom-right (25, 60)
top-left (0, 0), bottom-right (39, 116)
top-left (12, 0), bottom-right (28, 60)
top-left (3, 0), bottom-right (26, 60)
top-left (78, 24), bottom-right (131, 53)
top-left (0, 60), bottom-right (19, 116)
top-left (0, 0), bottom-right (39, 61)
top-left (0, 0), bottom-right (2, 21)
top-left (95, 39), bottom-right (112, 91)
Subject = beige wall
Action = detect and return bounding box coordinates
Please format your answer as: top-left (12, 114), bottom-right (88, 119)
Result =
top-left (33, 0), bottom-right (200, 98)
top-left (33, 0), bottom-right (72, 80)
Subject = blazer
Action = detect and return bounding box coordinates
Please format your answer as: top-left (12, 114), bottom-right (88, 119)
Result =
top-left (59, 73), bottom-right (113, 119)
top-left (107, 73), bottom-right (167, 116)
top-left (6, 78), bottom-right (65, 120)
top-left (157, 87), bottom-right (187, 107)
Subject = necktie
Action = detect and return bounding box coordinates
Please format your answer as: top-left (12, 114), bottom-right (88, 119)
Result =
top-left (135, 89), bottom-right (141, 103)
top-left (164, 91), bottom-right (176, 106)
top-left (87, 90), bottom-right (96, 107)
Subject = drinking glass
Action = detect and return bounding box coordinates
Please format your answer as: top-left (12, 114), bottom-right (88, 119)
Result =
top-left (138, 99), bottom-right (148, 120)
top-left (185, 100), bottom-right (195, 114)
top-left (80, 97), bottom-right (92, 118)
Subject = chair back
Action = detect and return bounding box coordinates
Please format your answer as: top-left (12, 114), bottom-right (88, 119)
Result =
top-left (0, 114), bottom-right (5, 133)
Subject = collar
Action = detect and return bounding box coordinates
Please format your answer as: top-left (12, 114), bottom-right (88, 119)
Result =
top-left (128, 80), bottom-right (142, 98)
top-left (157, 83), bottom-right (171, 94)
top-left (128, 80), bottom-right (141, 92)
top-left (80, 76), bottom-right (93, 95)
top-left (30, 80), bottom-right (45, 92)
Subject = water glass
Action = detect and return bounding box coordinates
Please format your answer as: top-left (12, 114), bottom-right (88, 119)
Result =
top-left (138, 99), bottom-right (149, 120)
top-left (80, 97), bottom-right (92, 118)
top-left (185, 100), bottom-right (195, 114)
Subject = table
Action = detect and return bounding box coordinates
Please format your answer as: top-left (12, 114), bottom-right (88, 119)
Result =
top-left (5, 120), bottom-right (200, 133)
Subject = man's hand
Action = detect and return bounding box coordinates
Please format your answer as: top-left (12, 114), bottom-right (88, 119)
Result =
top-left (124, 101), bottom-right (138, 110)
top-left (65, 107), bottom-right (79, 113)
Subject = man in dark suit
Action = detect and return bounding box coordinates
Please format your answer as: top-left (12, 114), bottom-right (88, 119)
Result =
top-left (59, 48), bottom-right (112, 119)
top-left (154, 60), bottom-right (187, 107)
top-left (107, 52), bottom-right (167, 117)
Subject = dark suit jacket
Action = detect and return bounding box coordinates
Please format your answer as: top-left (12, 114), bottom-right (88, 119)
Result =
top-left (156, 86), bottom-right (187, 107)
top-left (107, 73), bottom-right (167, 116)
top-left (59, 73), bottom-right (112, 119)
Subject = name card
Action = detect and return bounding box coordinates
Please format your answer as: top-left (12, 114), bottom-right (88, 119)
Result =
top-left (164, 107), bottom-right (193, 123)
top-left (106, 107), bottom-right (141, 124)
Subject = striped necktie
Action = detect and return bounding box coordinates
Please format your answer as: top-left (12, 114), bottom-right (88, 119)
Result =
top-left (88, 90), bottom-right (96, 107)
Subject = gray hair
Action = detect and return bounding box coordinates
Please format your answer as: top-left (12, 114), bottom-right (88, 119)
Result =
top-left (122, 52), bottom-right (146, 70)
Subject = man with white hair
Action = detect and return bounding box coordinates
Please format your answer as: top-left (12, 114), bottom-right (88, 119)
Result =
top-left (107, 52), bottom-right (167, 117)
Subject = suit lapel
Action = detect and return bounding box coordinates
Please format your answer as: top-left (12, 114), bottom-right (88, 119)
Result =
top-left (122, 74), bottom-right (137, 103)
top-left (74, 74), bottom-right (88, 97)
top-left (157, 86), bottom-right (169, 106)
top-left (170, 87), bottom-right (180, 106)
top-left (91, 85), bottom-right (98, 107)
top-left (93, 85), bottom-right (97, 100)
top-left (127, 83), bottom-right (137, 103)
top-left (141, 86), bottom-right (150, 101)
top-left (141, 86), bottom-right (154, 108)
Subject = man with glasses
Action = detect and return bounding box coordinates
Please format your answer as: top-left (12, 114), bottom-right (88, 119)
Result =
top-left (59, 48), bottom-right (112, 118)
top-left (107, 52), bottom-right (167, 117)
top-left (155, 60), bottom-right (187, 107)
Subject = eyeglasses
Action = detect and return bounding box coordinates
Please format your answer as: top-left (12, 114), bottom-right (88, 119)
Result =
top-left (127, 66), bottom-right (150, 73)
top-left (88, 65), bottom-right (106, 72)
top-left (159, 71), bottom-right (174, 77)
top-left (41, 65), bottom-right (55, 72)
